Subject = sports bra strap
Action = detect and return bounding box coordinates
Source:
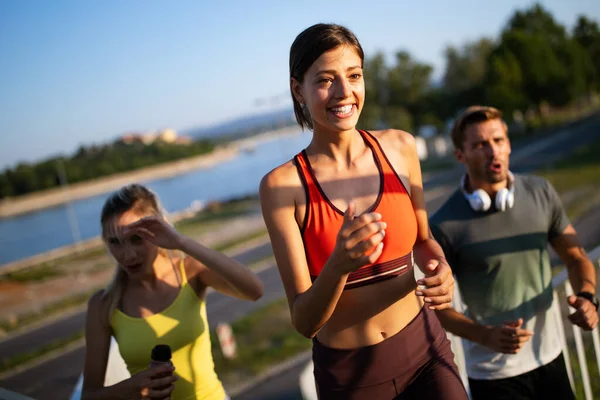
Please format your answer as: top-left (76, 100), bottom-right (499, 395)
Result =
top-left (176, 251), bottom-right (188, 286)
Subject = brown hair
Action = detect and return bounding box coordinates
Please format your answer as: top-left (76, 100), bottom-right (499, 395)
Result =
top-left (289, 23), bottom-right (364, 130)
top-left (450, 105), bottom-right (507, 149)
top-left (100, 183), bottom-right (165, 320)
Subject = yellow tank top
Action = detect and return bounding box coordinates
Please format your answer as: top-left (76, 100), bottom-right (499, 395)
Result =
top-left (111, 258), bottom-right (226, 400)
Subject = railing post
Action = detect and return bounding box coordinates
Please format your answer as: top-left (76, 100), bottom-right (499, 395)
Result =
top-left (553, 288), bottom-right (576, 392)
top-left (591, 325), bottom-right (600, 381)
top-left (565, 281), bottom-right (594, 400)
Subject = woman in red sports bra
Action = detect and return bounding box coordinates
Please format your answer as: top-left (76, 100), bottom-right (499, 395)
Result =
top-left (259, 24), bottom-right (467, 399)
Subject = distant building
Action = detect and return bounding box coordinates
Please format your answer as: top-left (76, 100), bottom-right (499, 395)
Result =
top-left (120, 133), bottom-right (143, 144)
top-left (118, 129), bottom-right (193, 146)
top-left (158, 129), bottom-right (177, 143)
top-left (141, 132), bottom-right (157, 145)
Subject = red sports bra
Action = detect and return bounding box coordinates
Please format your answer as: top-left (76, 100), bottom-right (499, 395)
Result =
top-left (294, 130), bottom-right (418, 289)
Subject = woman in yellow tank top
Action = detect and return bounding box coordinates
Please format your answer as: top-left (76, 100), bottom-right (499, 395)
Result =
top-left (82, 184), bottom-right (264, 400)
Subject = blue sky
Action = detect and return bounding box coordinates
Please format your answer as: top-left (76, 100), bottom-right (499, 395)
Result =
top-left (1, 0), bottom-right (598, 169)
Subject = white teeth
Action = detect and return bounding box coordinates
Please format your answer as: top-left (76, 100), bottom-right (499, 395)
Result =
top-left (330, 105), bottom-right (353, 114)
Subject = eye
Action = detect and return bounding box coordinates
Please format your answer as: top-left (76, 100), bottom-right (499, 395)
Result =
top-left (350, 73), bottom-right (362, 80)
top-left (107, 237), bottom-right (121, 245)
top-left (130, 234), bottom-right (144, 245)
top-left (318, 77), bottom-right (333, 84)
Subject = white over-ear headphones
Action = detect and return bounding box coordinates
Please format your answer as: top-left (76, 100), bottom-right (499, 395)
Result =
top-left (460, 171), bottom-right (515, 212)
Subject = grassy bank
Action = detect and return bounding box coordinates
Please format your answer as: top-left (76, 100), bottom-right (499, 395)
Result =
top-left (210, 298), bottom-right (311, 387)
top-left (511, 105), bottom-right (600, 144)
top-left (538, 136), bottom-right (600, 221)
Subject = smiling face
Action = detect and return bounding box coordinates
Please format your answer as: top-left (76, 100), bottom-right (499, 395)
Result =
top-left (291, 45), bottom-right (365, 135)
top-left (103, 210), bottom-right (159, 278)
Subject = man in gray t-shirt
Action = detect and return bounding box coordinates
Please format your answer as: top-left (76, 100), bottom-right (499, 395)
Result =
top-left (429, 106), bottom-right (598, 400)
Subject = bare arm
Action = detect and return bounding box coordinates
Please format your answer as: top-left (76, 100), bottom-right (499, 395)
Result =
top-left (123, 217), bottom-right (264, 301)
top-left (550, 224), bottom-right (598, 330)
top-left (82, 291), bottom-right (117, 399)
top-left (81, 291), bottom-right (176, 400)
top-left (436, 307), bottom-right (533, 354)
top-left (178, 237), bottom-right (264, 301)
top-left (400, 131), bottom-right (454, 309)
top-left (551, 224), bottom-right (597, 294)
top-left (259, 166), bottom-right (384, 338)
top-left (436, 307), bottom-right (489, 344)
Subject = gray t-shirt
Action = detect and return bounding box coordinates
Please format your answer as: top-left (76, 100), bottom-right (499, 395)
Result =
top-left (430, 174), bottom-right (570, 379)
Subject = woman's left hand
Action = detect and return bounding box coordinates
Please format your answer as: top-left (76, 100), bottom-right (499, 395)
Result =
top-left (415, 259), bottom-right (454, 310)
top-left (123, 216), bottom-right (184, 250)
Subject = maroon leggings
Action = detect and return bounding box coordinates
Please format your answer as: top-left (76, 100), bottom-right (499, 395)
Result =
top-left (312, 306), bottom-right (468, 400)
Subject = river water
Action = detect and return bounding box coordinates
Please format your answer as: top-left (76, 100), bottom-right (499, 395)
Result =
top-left (0, 131), bottom-right (312, 265)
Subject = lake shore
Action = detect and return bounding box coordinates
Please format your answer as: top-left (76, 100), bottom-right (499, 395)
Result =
top-left (0, 126), bottom-right (304, 219)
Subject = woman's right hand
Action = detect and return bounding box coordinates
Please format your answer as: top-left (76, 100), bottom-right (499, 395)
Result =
top-left (121, 363), bottom-right (178, 399)
top-left (329, 201), bottom-right (386, 275)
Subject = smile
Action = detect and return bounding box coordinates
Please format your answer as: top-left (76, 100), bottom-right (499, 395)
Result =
top-left (328, 104), bottom-right (355, 117)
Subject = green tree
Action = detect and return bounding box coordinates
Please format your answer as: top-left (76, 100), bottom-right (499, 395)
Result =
top-left (387, 51), bottom-right (433, 128)
top-left (0, 174), bottom-right (14, 198)
top-left (10, 164), bottom-right (39, 195)
top-left (573, 16), bottom-right (600, 91)
top-left (505, 3), bottom-right (567, 46)
top-left (360, 51), bottom-right (387, 129)
top-left (384, 106), bottom-right (413, 133)
top-left (484, 47), bottom-right (527, 115)
top-left (443, 37), bottom-right (495, 108)
top-left (493, 3), bottom-right (594, 109)
top-left (387, 51), bottom-right (433, 111)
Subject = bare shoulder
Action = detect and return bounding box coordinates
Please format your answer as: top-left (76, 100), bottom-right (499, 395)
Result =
top-left (259, 159), bottom-right (302, 205)
top-left (180, 255), bottom-right (206, 288)
top-left (87, 289), bottom-right (110, 327)
top-left (371, 129), bottom-right (416, 152)
top-left (182, 254), bottom-right (203, 275)
top-left (370, 129), bottom-right (418, 159)
top-left (88, 289), bottom-right (107, 311)
top-left (260, 159), bottom-right (299, 191)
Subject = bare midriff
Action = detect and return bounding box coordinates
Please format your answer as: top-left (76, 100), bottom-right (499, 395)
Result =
top-left (316, 271), bottom-right (424, 349)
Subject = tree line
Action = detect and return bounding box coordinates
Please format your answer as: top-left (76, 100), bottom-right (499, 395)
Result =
top-left (2, 3), bottom-right (600, 199)
top-left (0, 139), bottom-right (215, 198)
top-left (357, 4), bottom-right (600, 134)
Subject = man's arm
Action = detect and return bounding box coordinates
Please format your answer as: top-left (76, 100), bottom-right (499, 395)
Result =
top-left (436, 308), bottom-right (487, 344)
top-left (436, 308), bottom-right (533, 354)
top-left (429, 221), bottom-right (534, 353)
top-left (544, 177), bottom-right (598, 330)
top-left (550, 224), bottom-right (599, 330)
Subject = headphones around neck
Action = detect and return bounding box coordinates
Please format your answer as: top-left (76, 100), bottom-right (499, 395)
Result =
top-left (460, 171), bottom-right (515, 212)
